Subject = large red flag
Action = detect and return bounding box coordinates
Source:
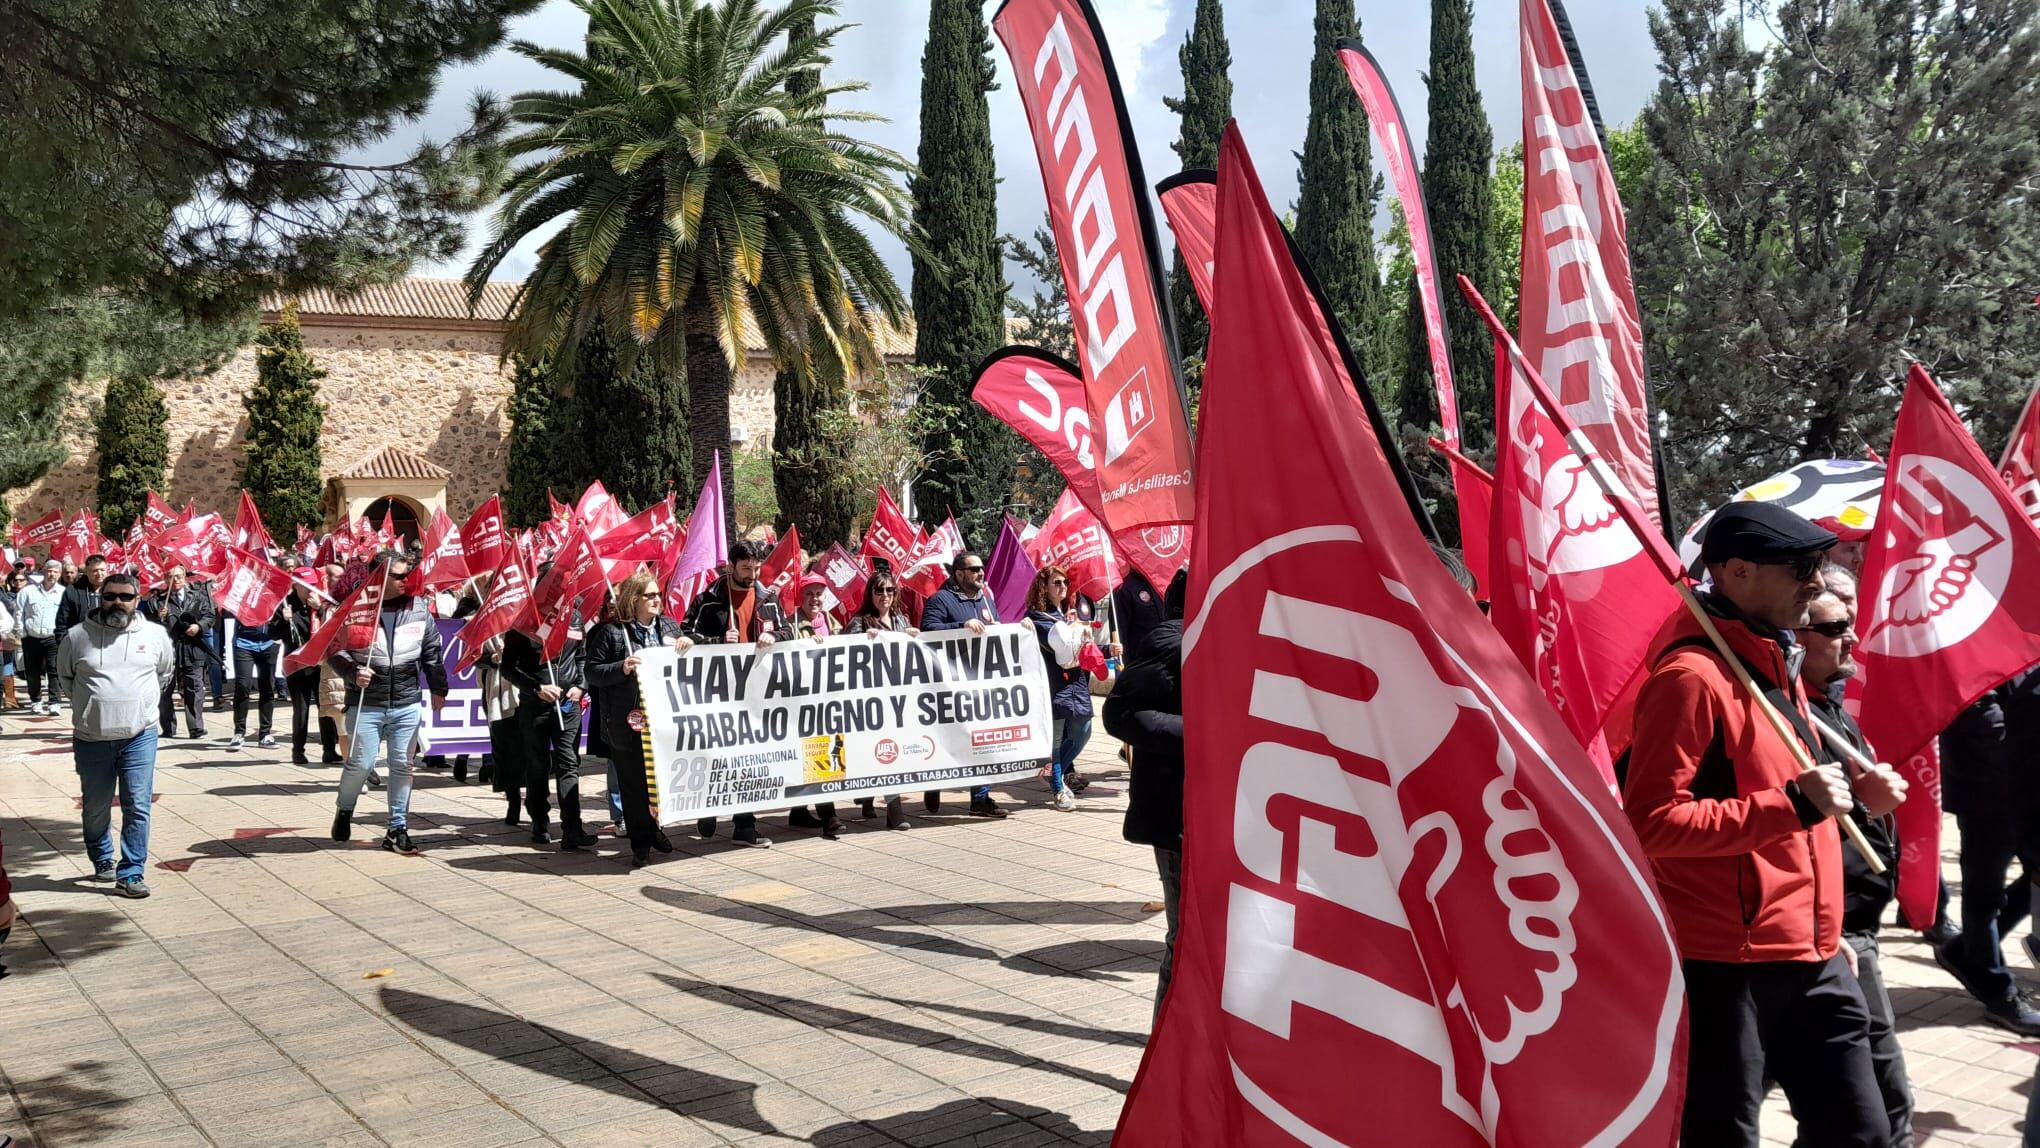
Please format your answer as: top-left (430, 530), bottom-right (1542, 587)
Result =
top-left (285, 580), bottom-right (373, 675)
top-left (813, 543), bottom-right (868, 622)
top-left (214, 547), bottom-right (294, 625)
top-left (1490, 327), bottom-right (1680, 777)
top-left (51, 512), bottom-right (97, 566)
top-left (758, 526), bottom-right (804, 613)
top-left (1854, 365), bottom-right (2040, 924)
top-left (10, 508), bottom-right (63, 547)
top-left (575, 479), bottom-right (628, 536)
top-left (143, 491), bottom-right (180, 535)
top-left (1156, 170), bottom-right (1216, 312)
top-left (1024, 488), bottom-right (1117, 601)
top-left (233, 491), bottom-right (275, 554)
top-left (453, 556), bottom-right (536, 674)
top-left (1997, 383), bottom-right (2040, 527)
top-left (992, 0), bottom-right (1196, 539)
top-left (596, 496), bottom-right (680, 577)
top-left (1518, 0), bottom-right (1660, 527)
top-left (531, 526), bottom-right (604, 659)
top-left (341, 565), bottom-right (387, 653)
top-left (1115, 122), bottom-right (1685, 1147)
top-left (858, 486), bottom-right (921, 574)
top-left (415, 507), bottom-right (470, 591)
top-left (459, 496), bottom-right (508, 574)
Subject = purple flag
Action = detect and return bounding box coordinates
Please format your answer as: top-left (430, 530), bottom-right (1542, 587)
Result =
top-left (986, 513), bottom-right (1037, 624)
top-left (661, 451), bottom-right (728, 610)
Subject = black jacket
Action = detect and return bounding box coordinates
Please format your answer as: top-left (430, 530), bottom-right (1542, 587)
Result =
top-left (1810, 692), bottom-right (1899, 933)
top-left (503, 625), bottom-right (586, 718)
top-left (1940, 669), bottom-right (2040, 820)
top-left (1103, 620), bottom-right (1183, 849)
top-left (682, 578), bottom-right (791, 645)
top-left (54, 581), bottom-right (103, 644)
top-left (585, 616), bottom-right (685, 746)
top-left (327, 595), bottom-right (449, 709)
top-left (144, 586), bottom-right (218, 668)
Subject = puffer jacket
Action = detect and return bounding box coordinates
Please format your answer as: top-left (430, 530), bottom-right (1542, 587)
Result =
top-left (1624, 593), bottom-right (1842, 964)
top-left (327, 594), bottom-right (448, 709)
top-left (682, 578), bottom-right (792, 645)
top-left (56, 607), bottom-right (174, 741)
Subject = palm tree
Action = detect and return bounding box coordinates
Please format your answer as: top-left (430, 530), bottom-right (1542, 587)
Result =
top-left (466, 0), bottom-right (915, 537)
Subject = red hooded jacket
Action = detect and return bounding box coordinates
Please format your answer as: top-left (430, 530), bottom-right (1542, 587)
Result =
top-left (1623, 598), bottom-right (1842, 964)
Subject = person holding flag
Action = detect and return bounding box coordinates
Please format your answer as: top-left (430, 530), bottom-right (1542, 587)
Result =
top-left (329, 550), bottom-right (448, 856)
top-left (143, 565), bottom-right (216, 738)
top-left (501, 567), bottom-right (595, 854)
top-left (282, 573), bottom-right (341, 765)
top-left (1626, 502), bottom-right (1907, 1146)
top-left (680, 538), bottom-right (788, 848)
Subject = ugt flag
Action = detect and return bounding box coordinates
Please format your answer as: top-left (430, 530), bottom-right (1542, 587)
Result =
top-left (1114, 122), bottom-right (1685, 1147)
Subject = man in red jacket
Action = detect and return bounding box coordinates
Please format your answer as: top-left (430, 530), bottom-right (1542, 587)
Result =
top-left (1626, 502), bottom-right (1906, 1148)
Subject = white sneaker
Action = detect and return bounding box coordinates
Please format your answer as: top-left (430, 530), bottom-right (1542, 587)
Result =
top-left (228, 735), bottom-right (244, 751)
top-left (1053, 785), bottom-right (1077, 812)
top-left (30, 702), bottom-right (43, 716)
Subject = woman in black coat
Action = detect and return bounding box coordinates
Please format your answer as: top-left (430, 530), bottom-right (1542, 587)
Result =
top-left (585, 570), bottom-right (688, 866)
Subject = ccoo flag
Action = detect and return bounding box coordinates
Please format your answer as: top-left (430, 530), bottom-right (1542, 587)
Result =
top-left (1114, 122), bottom-right (1684, 1147)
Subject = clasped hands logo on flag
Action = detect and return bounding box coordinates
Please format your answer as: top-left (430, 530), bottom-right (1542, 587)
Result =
top-left (1863, 456), bottom-right (2011, 656)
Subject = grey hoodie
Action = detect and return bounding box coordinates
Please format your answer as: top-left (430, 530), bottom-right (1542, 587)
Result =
top-left (57, 607), bottom-right (175, 741)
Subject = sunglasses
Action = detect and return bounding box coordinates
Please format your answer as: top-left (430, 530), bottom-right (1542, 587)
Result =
top-left (1759, 553), bottom-right (1825, 582)
top-left (1049, 579), bottom-right (1068, 587)
top-left (102, 592), bottom-right (139, 603)
top-left (960, 566), bottom-right (985, 573)
top-left (874, 587), bottom-right (897, 595)
top-left (643, 592), bottom-right (662, 601)
top-left (1797, 619), bottom-right (1853, 638)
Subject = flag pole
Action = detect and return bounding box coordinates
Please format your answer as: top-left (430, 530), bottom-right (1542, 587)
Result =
top-left (1458, 275), bottom-right (1884, 874)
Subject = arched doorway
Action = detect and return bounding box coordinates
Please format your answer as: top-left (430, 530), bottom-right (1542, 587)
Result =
top-left (363, 496), bottom-right (423, 544)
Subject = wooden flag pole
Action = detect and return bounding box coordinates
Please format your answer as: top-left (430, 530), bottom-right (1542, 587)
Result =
top-left (1456, 275), bottom-right (1883, 874)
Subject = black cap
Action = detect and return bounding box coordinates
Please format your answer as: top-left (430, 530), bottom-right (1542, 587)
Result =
top-left (1699, 502), bottom-right (1839, 565)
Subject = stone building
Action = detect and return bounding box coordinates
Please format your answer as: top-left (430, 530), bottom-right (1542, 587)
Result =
top-left (14, 277), bottom-right (915, 534)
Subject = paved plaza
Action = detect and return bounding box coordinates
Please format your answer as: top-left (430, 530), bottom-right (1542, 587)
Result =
top-left (0, 708), bottom-right (2031, 1146)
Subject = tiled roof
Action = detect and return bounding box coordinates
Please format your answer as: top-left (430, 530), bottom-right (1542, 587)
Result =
top-left (335, 445), bottom-right (451, 482)
top-left (266, 277), bottom-right (930, 357)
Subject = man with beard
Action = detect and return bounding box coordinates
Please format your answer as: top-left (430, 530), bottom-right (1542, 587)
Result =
top-left (681, 539), bottom-right (789, 848)
top-left (1625, 502), bottom-right (1906, 1147)
top-left (57, 573), bottom-right (174, 898)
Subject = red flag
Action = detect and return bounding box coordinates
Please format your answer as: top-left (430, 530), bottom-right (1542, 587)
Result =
top-left (1116, 122), bottom-right (1685, 1147)
top-left (156, 516), bottom-right (229, 579)
top-left (11, 508), bottom-right (63, 547)
top-left (340, 566), bottom-right (387, 653)
top-left (812, 543), bottom-right (868, 622)
top-left (531, 526), bottom-right (603, 659)
top-left (1518, 0), bottom-right (1660, 527)
top-left (132, 541), bottom-right (167, 593)
top-left (143, 492), bottom-right (180, 535)
top-left (547, 489), bottom-right (572, 525)
top-left (415, 507), bottom-right (470, 591)
top-left (453, 556), bottom-right (536, 674)
top-left (51, 512), bottom-right (96, 566)
top-left (1024, 489), bottom-right (1117, 601)
top-left (1854, 365), bottom-right (2040, 924)
top-left (1997, 383), bottom-right (2040, 528)
top-left (759, 526), bottom-right (804, 613)
top-left (1156, 171), bottom-right (1217, 313)
top-left (971, 347), bottom-right (1104, 511)
top-left (596, 495), bottom-right (680, 570)
top-left (993, 0), bottom-right (1196, 540)
top-left (233, 491), bottom-right (275, 554)
top-left (284, 579), bottom-right (375, 675)
top-left (458, 496), bottom-right (508, 573)
top-left (1490, 329), bottom-right (1680, 778)
top-left (214, 547), bottom-right (294, 625)
top-left (575, 480), bottom-right (628, 537)
top-left (858, 486), bottom-right (921, 573)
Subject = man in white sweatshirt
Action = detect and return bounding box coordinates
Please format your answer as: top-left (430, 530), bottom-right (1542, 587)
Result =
top-left (57, 573), bottom-right (174, 898)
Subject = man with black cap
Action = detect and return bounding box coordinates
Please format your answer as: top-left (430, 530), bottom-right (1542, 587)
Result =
top-left (1626, 501), bottom-right (1908, 1148)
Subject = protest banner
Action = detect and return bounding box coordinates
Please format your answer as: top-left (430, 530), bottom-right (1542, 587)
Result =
top-left (637, 624), bottom-right (1053, 823)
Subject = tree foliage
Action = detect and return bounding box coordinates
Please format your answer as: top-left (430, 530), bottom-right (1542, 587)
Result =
top-left (1634, 0), bottom-right (2040, 520)
top-left (1165, 0), bottom-right (1231, 366)
top-left (1, 0), bottom-right (536, 323)
top-left (503, 354), bottom-right (558, 529)
top-left (240, 304), bottom-right (328, 533)
top-left (470, 0), bottom-right (915, 542)
top-left (560, 325), bottom-right (689, 512)
top-left (1294, 0), bottom-right (1386, 383)
top-left (911, 0), bottom-right (1015, 543)
top-left (94, 374), bottom-right (169, 535)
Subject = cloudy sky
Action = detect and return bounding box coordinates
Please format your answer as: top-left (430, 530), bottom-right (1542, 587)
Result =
top-left (399, 0), bottom-right (1667, 287)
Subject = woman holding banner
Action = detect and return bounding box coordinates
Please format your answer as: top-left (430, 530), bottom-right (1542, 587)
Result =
top-left (847, 572), bottom-right (915, 831)
top-left (1026, 566), bottom-right (1099, 813)
top-left (586, 570), bottom-right (687, 867)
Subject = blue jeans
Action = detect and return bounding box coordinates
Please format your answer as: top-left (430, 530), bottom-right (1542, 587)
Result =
top-left (77, 729), bottom-right (158, 881)
top-left (1050, 714), bottom-right (1092, 790)
top-left (339, 705), bottom-right (422, 829)
top-left (606, 759), bottom-right (625, 824)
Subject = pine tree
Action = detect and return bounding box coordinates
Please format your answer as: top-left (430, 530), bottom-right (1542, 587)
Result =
top-left (772, 11), bottom-right (858, 547)
top-left (564, 326), bottom-right (689, 512)
top-left (912, 0), bottom-right (1014, 542)
top-left (1411, 0), bottom-right (1494, 453)
top-left (1164, 0), bottom-right (1231, 366)
top-left (241, 304), bottom-right (327, 532)
top-left (1294, 0), bottom-right (1386, 382)
top-left (503, 354), bottom-right (558, 529)
top-left (94, 374), bottom-right (169, 535)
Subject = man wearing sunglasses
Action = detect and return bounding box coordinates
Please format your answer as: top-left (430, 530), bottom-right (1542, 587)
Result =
top-left (55, 573), bottom-right (174, 898)
top-left (1625, 501), bottom-right (1905, 1147)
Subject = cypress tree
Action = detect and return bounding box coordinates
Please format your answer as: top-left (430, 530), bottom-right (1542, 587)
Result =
top-left (503, 354), bottom-right (558, 529)
top-left (1412, 0), bottom-right (1494, 453)
top-left (566, 326), bottom-right (689, 512)
top-left (1164, 0), bottom-right (1231, 366)
top-left (912, 0), bottom-right (1012, 541)
top-left (771, 12), bottom-right (858, 546)
top-left (1293, 0), bottom-right (1386, 382)
top-left (94, 374), bottom-right (169, 536)
top-left (241, 303), bottom-right (327, 532)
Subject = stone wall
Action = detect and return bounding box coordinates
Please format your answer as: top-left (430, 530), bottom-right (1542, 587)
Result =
top-left (14, 318), bottom-right (786, 527)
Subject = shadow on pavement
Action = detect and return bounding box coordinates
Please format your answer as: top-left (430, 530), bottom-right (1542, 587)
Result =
top-left (856, 992), bottom-right (1150, 1047)
top-left (651, 974), bottom-right (1129, 1093)
top-left (1001, 938), bottom-right (1164, 982)
top-left (378, 986), bottom-right (779, 1137)
top-left (809, 1095), bottom-right (1095, 1146)
top-left (5, 1058), bottom-right (150, 1143)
